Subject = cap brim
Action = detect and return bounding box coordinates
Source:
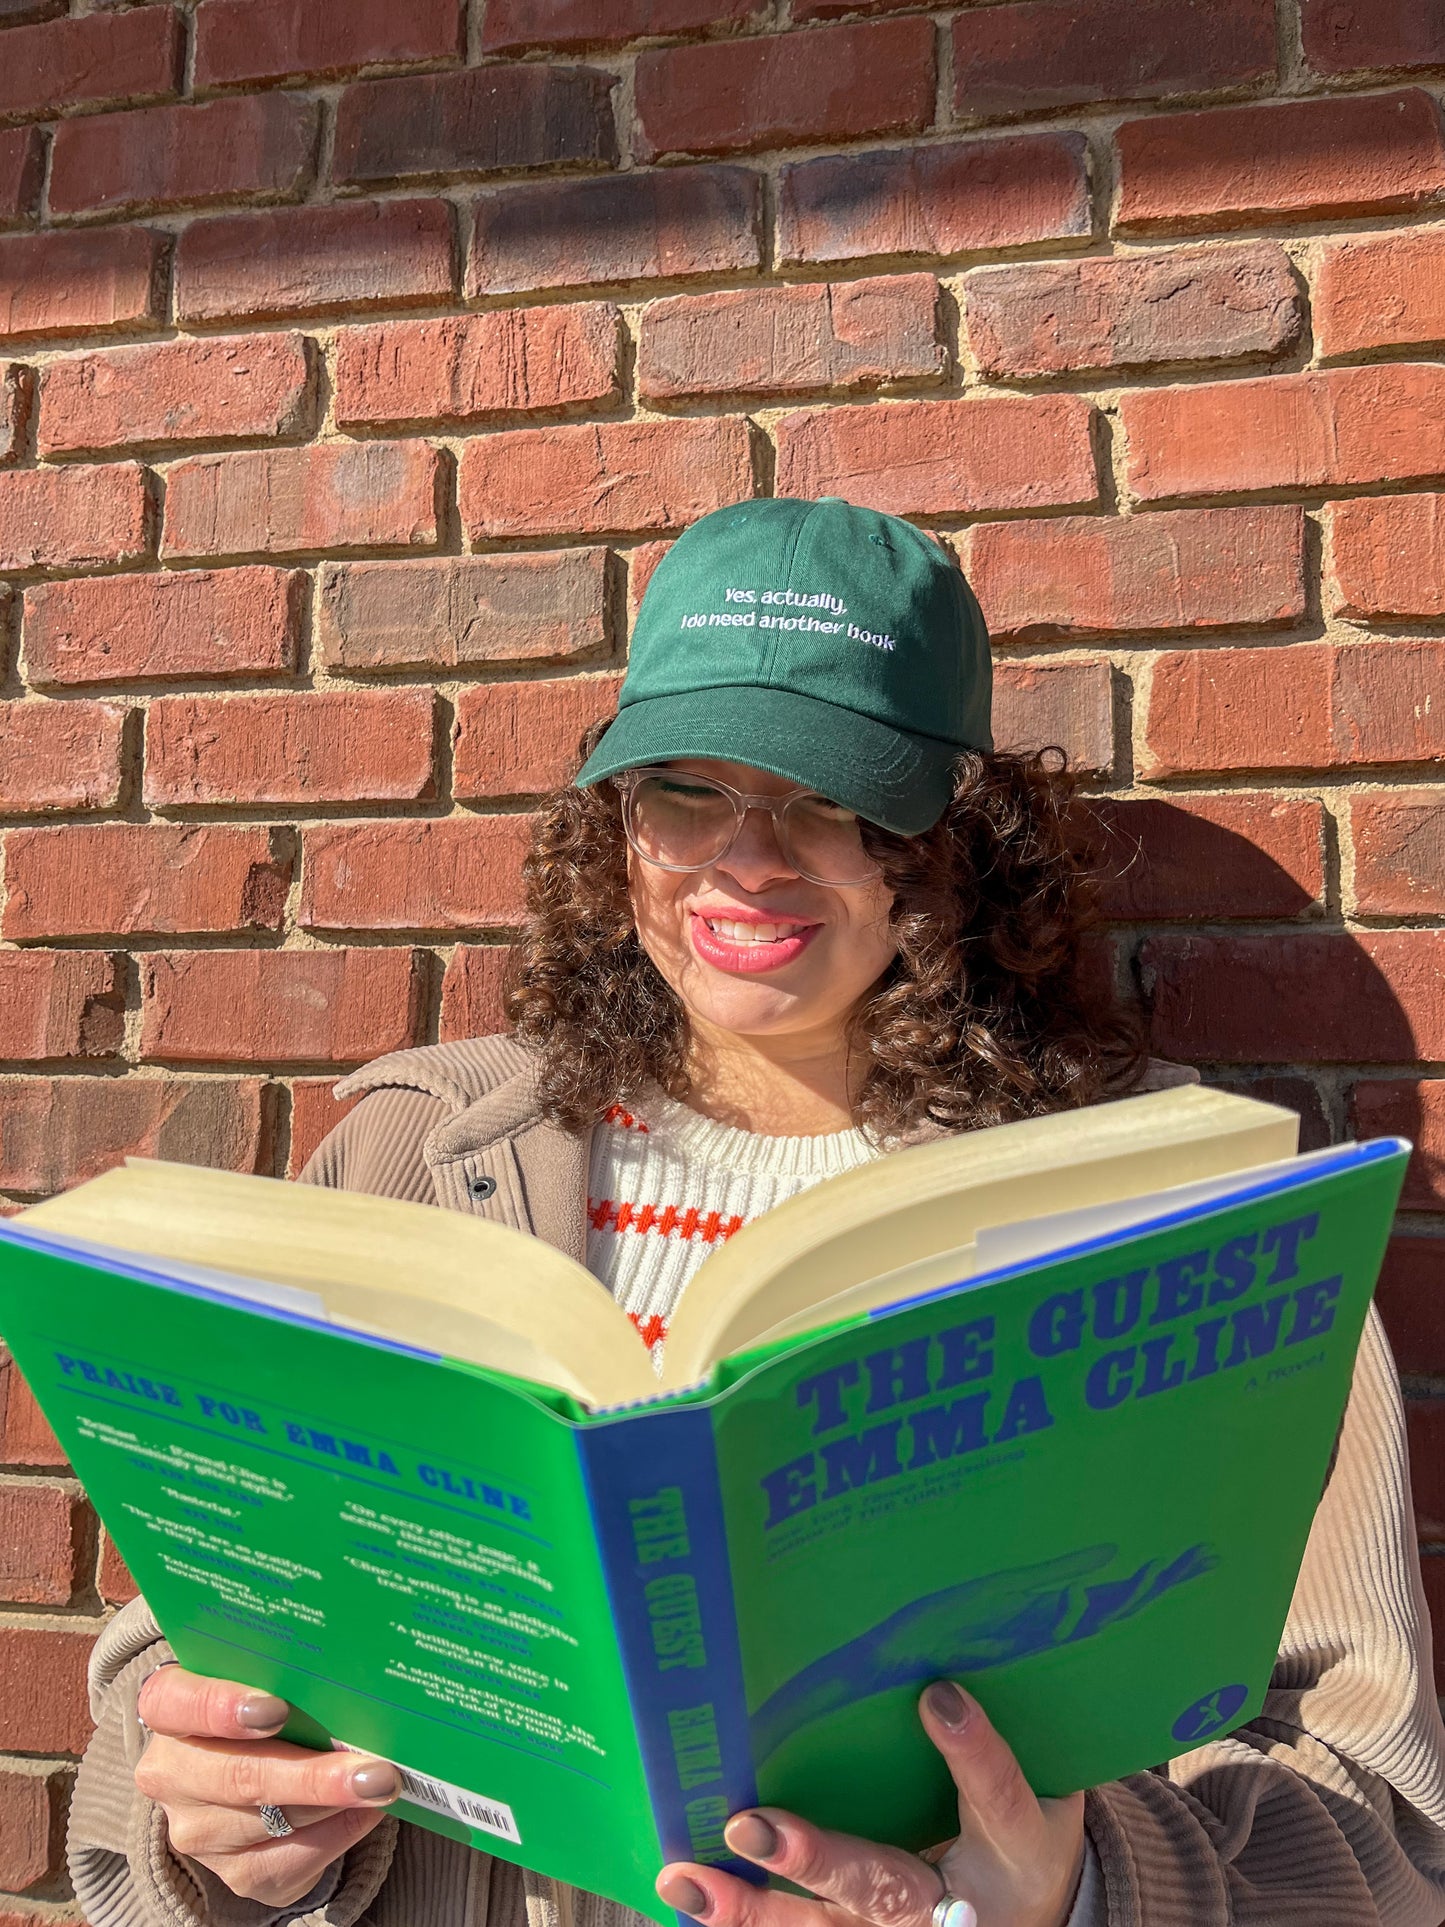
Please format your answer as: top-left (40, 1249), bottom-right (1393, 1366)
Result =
top-left (574, 686), bottom-right (964, 835)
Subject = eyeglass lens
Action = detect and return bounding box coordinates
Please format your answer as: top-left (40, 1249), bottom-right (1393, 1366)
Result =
top-left (625, 774), bottom-right (879, 885)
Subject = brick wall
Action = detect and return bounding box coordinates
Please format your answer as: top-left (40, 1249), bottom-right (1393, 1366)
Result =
top-left (1, 0), bottom-right (1444, 1910)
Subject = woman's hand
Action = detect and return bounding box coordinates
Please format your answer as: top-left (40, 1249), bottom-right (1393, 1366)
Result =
top-left (657, 1682), bottom-right (1085, 1927)
top-left (134, 1666), bottom-right (400, 1908)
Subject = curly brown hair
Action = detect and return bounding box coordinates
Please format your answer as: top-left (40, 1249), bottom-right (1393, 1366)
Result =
top-left (505, 726), bottom-right (1146, 1141)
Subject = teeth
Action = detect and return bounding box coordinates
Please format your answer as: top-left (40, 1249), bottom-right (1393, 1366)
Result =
top-left (705, 918), bottom-right (804, 944)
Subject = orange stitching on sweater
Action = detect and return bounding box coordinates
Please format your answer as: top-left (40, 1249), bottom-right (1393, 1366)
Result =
top-left (587, 1198), bottom-right (747, 1245)
top-left (628, 1311), bottom-right (668, 1350)
top-left (602, 1104), bottom-right (649, 1133)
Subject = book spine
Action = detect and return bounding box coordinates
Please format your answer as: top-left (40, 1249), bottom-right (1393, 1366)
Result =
top-left (578, 1405), bottom-right (762, 1906)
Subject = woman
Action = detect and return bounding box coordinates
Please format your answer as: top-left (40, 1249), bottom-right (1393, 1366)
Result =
top-left (70, 500), bottom-right (1445, 1927)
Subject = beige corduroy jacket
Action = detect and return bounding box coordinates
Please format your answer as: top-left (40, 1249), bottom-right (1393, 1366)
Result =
top-left (68, 1037), bottom-right (1445, 1927)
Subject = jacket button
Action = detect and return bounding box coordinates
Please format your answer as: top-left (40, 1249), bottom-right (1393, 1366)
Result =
top-left (467, 1174), bottom-right (497, 1201)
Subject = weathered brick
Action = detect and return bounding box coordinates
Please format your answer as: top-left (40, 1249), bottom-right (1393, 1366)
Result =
top-left (0, 463), bottom-right (148, 572)
top-left (1121, 365), bottom-right (1445, 501)
top-left (1141, 930), bottom-right (1445, 1062)
top-left (628, 540), bottom-right (670, 619)
top-left (300, 818), bottom-right (535, 932)
top-left (775, 395), bottom-right (1097, 517)
top-left (1315, 229), bottom-right (1445, 358)
top-left (0, 1076), bottom-right (268, 1193)
top-left (2, 824), bottom-right (289, 940)
top-left (1117, 89), bottom-right (1445, 233)
top-left (39, 333), bottom-right (312, 458)
top-left (174, 200), bottom-right (454, 327)
top-left (638, 275), bottom-right (942, 401)
top-left (634, 18), bottom-right (935, 161)
top-left (140, 948), bottom-right (425, 1066)
top-left (0, 1762), bottom-right (67, 1888)
top-left (0, 1487), bottom-right (83, 1608)
top-left (1350, 1080), bottom-right (1445, 1210)
top-left (286, 1079), bottom-right (362, 1179)
top-left (953, 0), bottom-right (1275, 117)
top-left (461, 416), bottom-right (753, 541)
top-left (483, 0), bottom-right (761, 51)
top-left (777, 132), bottom-right (1089, 266)
top-left (1091, 795), bottom-right (1324, 920)
top-left (468, 166), bottom-right (761, 297)
top-left (453, 676), bottom-right (621, 800)
top-left (49, 94), bottom-right (316, 221)
top-left (0, 226), bottom-right (165, 343)
top-left (0, 127), bottom-right (43, 227)
top-left (194, 0), bottom-right (462, 87)
top-left (1407, 1403), bottom-right (1445, 1540)
top-left (1351, 792), bottom-right (1445, 916)
top-left (1374, 1237), bottom-right (1445, 1376)
top-left (334, 66), bottom-right (615, 185)
top-left (0, 7), bottom-right (180, 119)
top-left (0, 953), bottom-right (125, 1061)
top-left (318, 550), bottom-right (610, 673)
top-left (25, 568), bottom-right (303, 686)
top-left (334, 305), bottom-right (620, 430)
top-left (968, 506), bottom-right (1305, 642)
top-left (144, 689), bottom-right (435, 806)
top-left (164, 441), bottom-right (439, 560)
top-left (1327, 492), bottom-right (1445, 620)
top-left (1303, 0), bottom-right (1445, 76)
top-left (0, 699), bottom-right (126, 811)
top-left (965, 243), bottom-right (1300, 379)
top-left (992, 659), bottom-right (1115, 774)
top-left (440, 945), bottom-right (513, 1042)
top-left (0, 1356), bottom-right (66, 1467)
top-left (0, 0), bottom-right (63, 21)
top-left (98, 1532), bottom-right (138, 1606)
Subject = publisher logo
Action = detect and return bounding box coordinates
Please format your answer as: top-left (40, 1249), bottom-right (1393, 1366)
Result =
top-left (1171, 1683), bottom-right (1249, 1743)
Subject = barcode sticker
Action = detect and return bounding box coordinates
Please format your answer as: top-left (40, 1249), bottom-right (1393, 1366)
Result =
top-left (333, 1742), bottom-right (521, 1843)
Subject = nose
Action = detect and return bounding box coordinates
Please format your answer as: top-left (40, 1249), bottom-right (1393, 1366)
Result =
top-left (713, 803), bottom-right (800, 892)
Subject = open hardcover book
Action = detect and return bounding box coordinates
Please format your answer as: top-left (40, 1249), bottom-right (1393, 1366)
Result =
top-left (0, 1086), bottom-right (1409, 1922)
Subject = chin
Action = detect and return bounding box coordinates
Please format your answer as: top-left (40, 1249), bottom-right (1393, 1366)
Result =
top-left (673, 959), bottom-right (822, 1037)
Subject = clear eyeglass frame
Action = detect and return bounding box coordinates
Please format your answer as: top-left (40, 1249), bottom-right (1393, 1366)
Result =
top-left (613, 767), bottom-right (883, 888)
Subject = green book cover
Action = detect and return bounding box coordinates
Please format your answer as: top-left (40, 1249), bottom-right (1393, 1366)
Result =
top-left (0, 1138), bottom-right (1406, 1923)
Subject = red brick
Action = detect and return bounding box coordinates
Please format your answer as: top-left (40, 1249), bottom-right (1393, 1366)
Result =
top-left (1315, 230), bottom-right (1445, 358)
top-left (1303, 0), bottom-right (1445, 75)
top-left (965, 243), bottom-right (1300, 379)
top-left (1374, 1237), bottom-right (1445, 1376)
top-left (195, 0), bottom-right (462, 86)
top-left (440, 945), bottom-right (513, 1042)
top-left (0, 700), bottom-right (126, 811)
top-left (145, 689), bottom-right (436, 807)
top-left (25, 568), bottom-right (303, 686)
top-left (638, 275), bottom-right (943, 401)
top-left (483, 0), bottom-right (760, 50)
top-left (0, 462), bottom-right (148, 572)
top-left (0, 953), bottom-right (125, 1061)
top-left (775, 394), bottom-right (1097, 518)
top-left (1327, 492), bottom-right (1445, 620)
top-left (174, 200), bottom-right (454, 327)
top-left (334, 66), bottom-right (615, 185)
top-left (0, 0), bottom-right (63, 20)
top-left (1407, 1402), bottom-right (1445, 1540)
top-left (318, 550), bottom-right (611, 673)
top-left (967, 506), bottom-right (1306, 642)
top-left (992, 659), bottom-right (1115, 774)
top-left (628, 541), bottom-right (670, 620)
top-left (1091, 795), bottom-right (1324, 920)
top-left (0, 8), bottom-right (180, 119)
top-left (469, 166), bottom-right (761, 298)
top-left (50, 94), bottom-right (316, 222)
top-left (461, 416), bottom-right (753, 541)
top-left (953, 0), bottom-right (1274, 118)
top-left (1121, 364), bottom-right (1445, 501)
top-left (0, 1075), bottom-right (268, 1193)
top-left (98, 1531), bottom-right (137, 1606)
top-left (334, 306), bottom-right (620, 431)
top-left (163, 441), bottom-right (440, 560)
top-left (777, 132), bottom-right (1088, 267)
top-left (0, 127), bottom-right (43, 227)
top-left (0, 226), bottom-right (165, 344)
top-left (287, 1079), bottom-right (362, 1179)
top-left (1422, 1558), bottom-right (1445, 1689)
top-left (453, 676), bottom-right (621, 800)
top-left (634, 18), bottom-right (935, 161)
top-left (1140, 930), bottom-right (1445, 1063)
top-left (0, 1486), bottom-right (83, 1608)
top-left (140, 948), bottom-right (425, 1066)
top-left (1208, 1074), bottom-right (1332, 1152)
top-left (2, 824), bottom-right (289, 940)
top-left (1116, 89), bottom-right (1445, 234)
top-left (0, 1763), bottom-right (67, 1888)
top-left (1350, 1080), bottom-right (1445, 1210)
top-left (0, 1357), bottom-right (65, 1468)
top-left (39, 333), bottom-right (312, 459)
top-left (1352, 793), bottom-right (1445, 917)
top-left (300, 817), bottom-right (535, 933)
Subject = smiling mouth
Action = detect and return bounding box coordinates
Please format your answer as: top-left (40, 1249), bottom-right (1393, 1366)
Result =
top-left (701, 917), bottom-right (816, 946)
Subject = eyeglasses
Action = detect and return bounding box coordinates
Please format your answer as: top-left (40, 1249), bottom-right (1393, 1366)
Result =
top-left (616, 769), bottom-right (882, 887)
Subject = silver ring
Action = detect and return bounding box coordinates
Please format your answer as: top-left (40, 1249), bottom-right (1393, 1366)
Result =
top-left (258, 1803), bottom-right (294, 1839)
top-left (930, 1901), bottom-right (976, 1927)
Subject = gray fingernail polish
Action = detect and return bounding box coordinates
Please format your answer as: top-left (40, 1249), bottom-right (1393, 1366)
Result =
top-left (726, 1814), bottom-right (778, 1862)
top-left (350, 1763), bottom-right (401, 1803)
top-left (659, 1876), bottom-right (708, 1918)
top-left (236, 1695), bottom-right (289, 1730)
top-left (924, 1681), bottom-right (971, 1730)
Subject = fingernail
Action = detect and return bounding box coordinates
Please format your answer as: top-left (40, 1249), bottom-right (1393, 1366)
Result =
top-left (725, 1813), bottom-right (779, 1863)
top-left (350, 1763), bottom-right (401, 1803)
top-left (236, 1695), bottom-right (289, 1731)
top-left (924, 1681), bottom-right (973, 1730)
top-left (657, 1876), bottom-right (709, 1918)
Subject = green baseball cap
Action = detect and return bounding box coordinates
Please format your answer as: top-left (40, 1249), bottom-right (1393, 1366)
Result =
top-left (575, 497), bottom-right (992, 835)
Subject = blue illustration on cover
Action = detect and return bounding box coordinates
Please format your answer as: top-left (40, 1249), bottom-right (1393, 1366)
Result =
top-left (1170, 1683), bottom-right (1249, 1743)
